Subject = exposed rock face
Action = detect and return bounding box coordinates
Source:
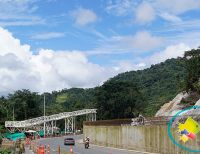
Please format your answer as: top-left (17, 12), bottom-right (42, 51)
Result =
top-left (195, 99), bottom-right (200, 106)
top-left (155, 92), bottom-right (189, 117)
top-left (155, 91), bottom-right (200, 117)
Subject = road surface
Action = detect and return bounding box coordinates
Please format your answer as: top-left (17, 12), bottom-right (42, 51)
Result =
top-left (37, 135), bottom-right (153, 154)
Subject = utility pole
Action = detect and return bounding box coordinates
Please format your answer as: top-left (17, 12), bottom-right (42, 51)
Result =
top-left (43, 94), bottom-right (46, 137)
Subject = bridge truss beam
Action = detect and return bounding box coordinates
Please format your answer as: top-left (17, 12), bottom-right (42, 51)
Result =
top-left (5, 109), bottom-right (97, 134)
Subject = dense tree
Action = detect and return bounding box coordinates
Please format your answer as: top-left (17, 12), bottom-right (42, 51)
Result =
top-left (0, 97), bottom-right (10, 125)
top-left (184, 48), bottom-right (200, 93)
top-left (111, 58), bottom-right (186, 115)
top-left (95, 80), bottom-right (146, 119)
top-left (8, 90), bottom-right (41, 120)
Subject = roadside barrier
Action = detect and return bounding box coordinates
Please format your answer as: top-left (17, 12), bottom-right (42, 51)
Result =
top-left (69, 146), bottom-right (73, 154)
top-left (30, 142), bottom-right (74, 154)
top-left (29, 143), bottom-right (32, 150)
top-left (1, 139), bottom-right (15, 150)
top-left (25, 138), bottom-right (30, 145)
top-left (47, 144), bottom-right (50, 154)
top-left (1, 140), bottom-right (26, 153)
top-left (33, 143), bottom-right (37, 153)
top-left (58, 145), bottom-right (60, 154)
top-left (30, 141), bottom-right (39, 153)
top-left (37, 145), bottom-right (45, 154)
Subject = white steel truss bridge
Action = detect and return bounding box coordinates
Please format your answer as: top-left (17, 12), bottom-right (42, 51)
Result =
top-left (5, 109), bottom-right (97, 135)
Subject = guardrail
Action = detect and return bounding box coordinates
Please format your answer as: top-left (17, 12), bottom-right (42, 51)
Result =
top-left (30, 141), bottom-right (72, 154)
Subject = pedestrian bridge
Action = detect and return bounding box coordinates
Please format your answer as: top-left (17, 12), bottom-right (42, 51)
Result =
top-left (5, 109), bottom-right (97, 134)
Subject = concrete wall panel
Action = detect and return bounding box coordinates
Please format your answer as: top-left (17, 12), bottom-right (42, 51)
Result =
top-left (83, 125), bottom-right (199, 154)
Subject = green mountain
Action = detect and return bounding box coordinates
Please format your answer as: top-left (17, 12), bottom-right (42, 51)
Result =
top-left (108, 58), bottom-right (186, 116)
top-left (50, 58), bottom-right (186, 118)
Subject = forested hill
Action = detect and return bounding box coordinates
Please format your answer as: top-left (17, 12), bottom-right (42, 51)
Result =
top-left (0, 57), bottom-right (187, 125)
top-left (46, 58), bottom-right (186, 119)
top-left (43, 57), bottom-right (187, 118)
top-left (108, 58), bottom-right (186, 115)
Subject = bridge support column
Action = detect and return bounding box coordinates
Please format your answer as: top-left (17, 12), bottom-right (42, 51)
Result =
top-left (64, 117), bottom-right (75, 134)
top-left (51, 121), bottom-right (54, 135)
top-left (65, 118), bottom-right (66, 135)
top-left (86, 113), bottom-right (97, 122)
top-left (72, 117), bottom-right (74, 133)
top-left (45, 122), bottom-right (49, 135)
top-left (73, 117), bottom-right (76, 133)
top-left (43, 121), bottom-right (46, 137)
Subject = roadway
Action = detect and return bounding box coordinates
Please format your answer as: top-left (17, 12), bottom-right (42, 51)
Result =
top-left (37, 135), bottom-right (152, 154)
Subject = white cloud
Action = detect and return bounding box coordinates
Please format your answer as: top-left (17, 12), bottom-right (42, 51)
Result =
top-left (0, 53), bottom-right (25, 70)
top-left (165, 20), bottom-right (200, 32)
top-left (143, 43), bottom-right (191, 65)
top-left (90, 31), bottom-right (163, 55)
top-left (105, 0), bottom-right (136, 16)
top-left (105, 0), bottom-right (200, 24)
top-left (113, 43), bottom-right (191, 72)
top-left (92, 29), bottom-right (107, 40)
top-left (0, 27), bottom-right (116, 94)
top-left (0, 19), bottom-right (44, 27)
top-left (31, 32), bottom-right (65, 40)
top-left (159, 12), bottom-right (182, 23)
top-left (70, 8), bottom-right (97, 26)
top-left (135, 2), bottom-right (156, 24)
top-left (0, 27), bottom-right (196, 95)
top-left (152, 0), bottom-right (200, 23)
top-left (112, 42), bottom-right (191, 71)
top-left (154, 0), bottom-right (200, 15)
top-left (130, 31), bottom-right (163, 51)
top-left (0, 0), bottom-right (44, 26)
top-left (113, 61), bottom-right (146, 72)
top-left (0, 27), bottom-right (169, 95)
top-left (0, 27), bottom-right (31, 61)
top-left (0, 0), bottom-right (37, 15)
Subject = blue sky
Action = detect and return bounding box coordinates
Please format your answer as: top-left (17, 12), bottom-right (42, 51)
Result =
top-left (0, 0), bottom-right (200, 93)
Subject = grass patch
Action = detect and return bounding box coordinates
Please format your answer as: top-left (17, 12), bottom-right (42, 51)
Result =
top-left (56, 93), bottom-right (68, 104)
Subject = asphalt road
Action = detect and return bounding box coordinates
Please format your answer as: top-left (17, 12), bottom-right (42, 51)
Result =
top-left (37, 135), bottom-right (151, 154)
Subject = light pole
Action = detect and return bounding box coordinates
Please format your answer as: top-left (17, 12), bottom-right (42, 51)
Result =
top-left (13, 106), bottom-right (14, 121)
top-left (43, 94), bottom-right (46, 138)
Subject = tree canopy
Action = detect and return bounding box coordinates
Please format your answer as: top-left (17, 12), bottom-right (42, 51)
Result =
top-left (95, 80), bottom-right (145, 119)
top-left (184, 48), bottom-right (200, 92)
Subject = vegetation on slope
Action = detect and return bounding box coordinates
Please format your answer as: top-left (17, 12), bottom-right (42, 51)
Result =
top-left (95, 80), bottom-right (145, 119)
top-left (184, 48), bottom-right (200, 92)
top-left (110, 58), bottom-right (186, 115)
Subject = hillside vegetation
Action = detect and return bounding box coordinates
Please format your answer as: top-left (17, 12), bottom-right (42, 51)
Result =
top-left (1, 49), bottom-right (200, 127)
top-left (110, 58), bottom-right (186, 115)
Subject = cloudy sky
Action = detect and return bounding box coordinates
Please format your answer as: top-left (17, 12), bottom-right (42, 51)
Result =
top-left (0, 0), bottom-right (200, 94)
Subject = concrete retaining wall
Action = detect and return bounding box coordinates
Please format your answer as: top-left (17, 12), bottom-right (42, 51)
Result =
top-left (83, 125), bottom-right (200, 154)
